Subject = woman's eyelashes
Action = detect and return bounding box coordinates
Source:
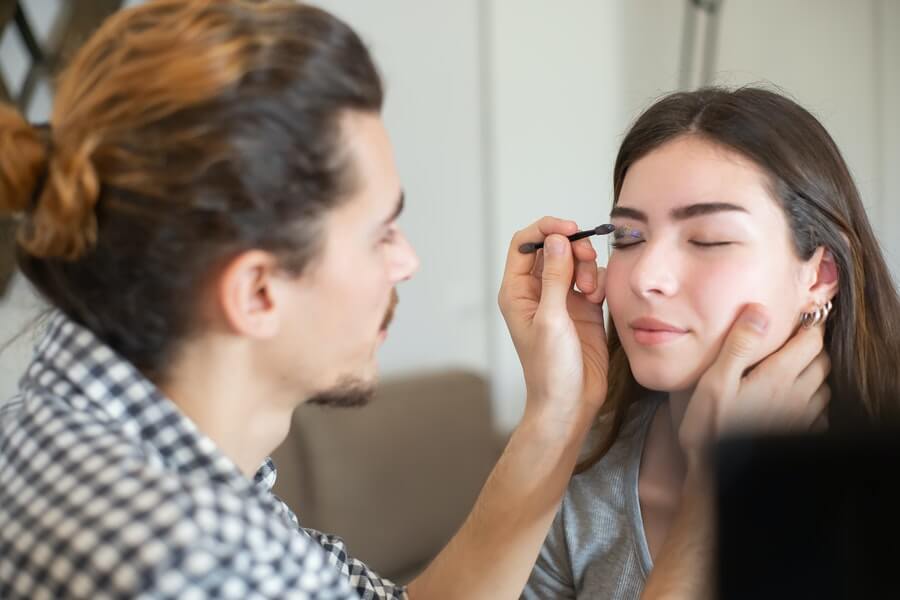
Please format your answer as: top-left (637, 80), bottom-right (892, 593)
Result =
top-left (689, 240), bottom-right (734, 247)
top-left (609, 226), bottom-right (736, 250)
top-left (610, 226), bottom-right (645, 249)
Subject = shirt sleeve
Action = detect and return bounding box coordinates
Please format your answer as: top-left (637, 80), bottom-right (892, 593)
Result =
top-left (303, 528), bottom-right (408, 600)
top-left (521, 504), bottom-right (577, 600)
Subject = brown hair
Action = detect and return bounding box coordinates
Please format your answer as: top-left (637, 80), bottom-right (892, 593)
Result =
top-left (577, 86), bottom-right (900, 473)
top-left (0, 0), bottom-right (382, 380)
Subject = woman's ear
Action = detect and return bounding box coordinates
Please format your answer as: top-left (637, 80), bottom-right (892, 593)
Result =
top-left (802, 246), bottom-right (840, 307)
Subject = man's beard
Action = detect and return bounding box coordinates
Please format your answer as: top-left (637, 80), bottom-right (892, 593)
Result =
top-left (307, 376), bottom-right (375, 408)
top-left (307, 290), bottom-right (398, 409)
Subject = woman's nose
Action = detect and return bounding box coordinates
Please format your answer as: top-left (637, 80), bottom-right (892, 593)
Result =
top-left (629, 239), bottom-right (679, 299)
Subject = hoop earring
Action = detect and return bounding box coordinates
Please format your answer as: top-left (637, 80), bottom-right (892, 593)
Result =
top-left (800, 300), bottom-right (833, 329)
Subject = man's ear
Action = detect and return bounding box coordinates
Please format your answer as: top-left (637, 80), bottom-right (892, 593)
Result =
top-left (216, 250), bottom-right (282, 339)
top-left (802, 246), bottom-right (840, 307)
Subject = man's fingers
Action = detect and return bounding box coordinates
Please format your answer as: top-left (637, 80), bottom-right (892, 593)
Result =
top-left (531, 251), bottom-right (596, 295)
top-left (584, 265), bottom-right (607, 304)
top-left (764, 327), bottom-right (825, 381)
top-left (793, 351), bottom-right (831, 400)
top-left (810, 405), bottom-right (829, 432)
top-left (572, 237), bottom-right (597, 262)
top-left (530, 249), bottom-right (545, 279)
top-left (708, 303), bottom-right (771, 383)
top-left (575, 258), bottom-right (597, 294)
top-left (537, 234), bottom-right (575, 315)
top-left (503, 217), bottom-right (578, 282)
top-left (806, 384), bottom-right (831, 429)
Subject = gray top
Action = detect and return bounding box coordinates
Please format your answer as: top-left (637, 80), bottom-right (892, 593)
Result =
top-left (523, 396), bottom-right (662, 600)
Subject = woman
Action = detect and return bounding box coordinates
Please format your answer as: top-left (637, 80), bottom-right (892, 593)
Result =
top-left (523, 86), bottom-right (900, 599)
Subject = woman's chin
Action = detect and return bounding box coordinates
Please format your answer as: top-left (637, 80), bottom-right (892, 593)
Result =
top-left (630, 362), bottom-right (701, 394)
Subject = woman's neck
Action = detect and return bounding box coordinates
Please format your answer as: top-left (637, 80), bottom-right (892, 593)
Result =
top-left (667, 389), bottom-right (693, 471)
top-left (639, 389), bottom-right (695, 561)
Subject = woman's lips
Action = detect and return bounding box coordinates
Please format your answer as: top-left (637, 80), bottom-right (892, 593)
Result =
top-left (628, 317), bottom-right (688, 346)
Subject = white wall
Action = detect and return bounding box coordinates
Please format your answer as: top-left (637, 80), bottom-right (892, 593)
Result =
top-left (314, 0), bottom-right (490, 378)
top-left (878, 0), bottom-right (900, 274)
top-left (485, 0), bottom-right (628, 428)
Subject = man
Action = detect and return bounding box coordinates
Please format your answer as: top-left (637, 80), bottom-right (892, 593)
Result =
top-left (0, 1), bottom-right (826, 598)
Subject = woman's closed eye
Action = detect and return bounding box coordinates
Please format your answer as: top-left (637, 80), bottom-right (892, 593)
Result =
top-left (609, 225), bottom-right (740, 250)
top-left (610, 226), bottom-right (645, 249)
top-left (689, 239), bottom-right (734, 248)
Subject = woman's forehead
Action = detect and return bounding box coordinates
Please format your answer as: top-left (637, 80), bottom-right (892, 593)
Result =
top-left (617, 137), bottom-right (779, 221)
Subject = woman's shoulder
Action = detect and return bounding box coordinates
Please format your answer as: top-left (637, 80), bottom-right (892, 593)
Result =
top-left (569, 394), bottom-right (664, 495)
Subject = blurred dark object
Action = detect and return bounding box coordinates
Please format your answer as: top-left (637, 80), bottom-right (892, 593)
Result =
top-left (0, 219), bottom-right (14, 297)
top-left (272, 370), bottom-right (506, 584)
top-left (716, 429), bottom-right (900, 599)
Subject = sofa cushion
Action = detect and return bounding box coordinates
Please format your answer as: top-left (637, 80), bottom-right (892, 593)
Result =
top-left (271, 369), bottom-right (504, 582)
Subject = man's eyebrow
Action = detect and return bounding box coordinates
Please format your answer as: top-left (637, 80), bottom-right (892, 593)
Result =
top-left (610, 202), bottom-right (748, 222)
top-left (382, 191), bottom-right (405, 226)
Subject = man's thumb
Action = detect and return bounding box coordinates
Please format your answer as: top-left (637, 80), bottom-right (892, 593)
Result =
top-left (718, 303), bottom-right (770, 378)
top-left (539, 234), bottom-right (574, 314)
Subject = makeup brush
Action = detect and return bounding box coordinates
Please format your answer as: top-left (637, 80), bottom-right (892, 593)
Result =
top-left (518, 224), bottom-right (616, 254)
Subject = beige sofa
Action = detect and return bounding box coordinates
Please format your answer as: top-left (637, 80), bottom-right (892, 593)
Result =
top-left (271, 370), bottom-right (507, 584)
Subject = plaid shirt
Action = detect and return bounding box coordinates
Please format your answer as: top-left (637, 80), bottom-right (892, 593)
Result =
top-left (0, 312), bottom-right (407, 600)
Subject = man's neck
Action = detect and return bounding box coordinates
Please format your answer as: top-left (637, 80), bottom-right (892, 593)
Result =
top-left (159, 336), bottom-right (298, 478)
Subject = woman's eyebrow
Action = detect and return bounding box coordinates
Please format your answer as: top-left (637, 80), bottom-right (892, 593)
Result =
top-left (670, 202), bottom-right (748, 220)
top-left (609, 206), bottom-right (647, 222)
top-left (610, 202), bottom-right (748, 222)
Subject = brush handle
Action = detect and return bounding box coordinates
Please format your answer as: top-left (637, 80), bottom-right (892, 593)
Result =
top-left (518, 224), bottom-right (615, 254)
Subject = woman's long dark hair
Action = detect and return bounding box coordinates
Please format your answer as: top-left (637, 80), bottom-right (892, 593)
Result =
top-left (577, 86), bottom-right (900, 473)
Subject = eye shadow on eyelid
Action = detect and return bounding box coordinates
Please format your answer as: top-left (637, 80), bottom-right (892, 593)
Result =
top-left (613, 226), bottom-right (644, 240)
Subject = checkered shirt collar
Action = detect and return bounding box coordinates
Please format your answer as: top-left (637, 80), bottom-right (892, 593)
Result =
top-left (21, 310), bottom-right (276, 493)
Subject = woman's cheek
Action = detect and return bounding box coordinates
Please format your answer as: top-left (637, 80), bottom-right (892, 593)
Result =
top-left (604, 257), bottom-right (630, 323)
top-left (695, 262), bottom-right (799, 366)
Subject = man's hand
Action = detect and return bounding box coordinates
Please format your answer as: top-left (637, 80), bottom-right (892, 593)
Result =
top-left (408, 218), bottom-right (609, 599)
top-left (679, 303), bottom-right (831, 457)
top-left (498, 216), bottom-right (609, 435)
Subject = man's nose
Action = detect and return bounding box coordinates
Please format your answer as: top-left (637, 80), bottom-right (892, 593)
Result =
top-left (391, 230), bottom-right (420, 282)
